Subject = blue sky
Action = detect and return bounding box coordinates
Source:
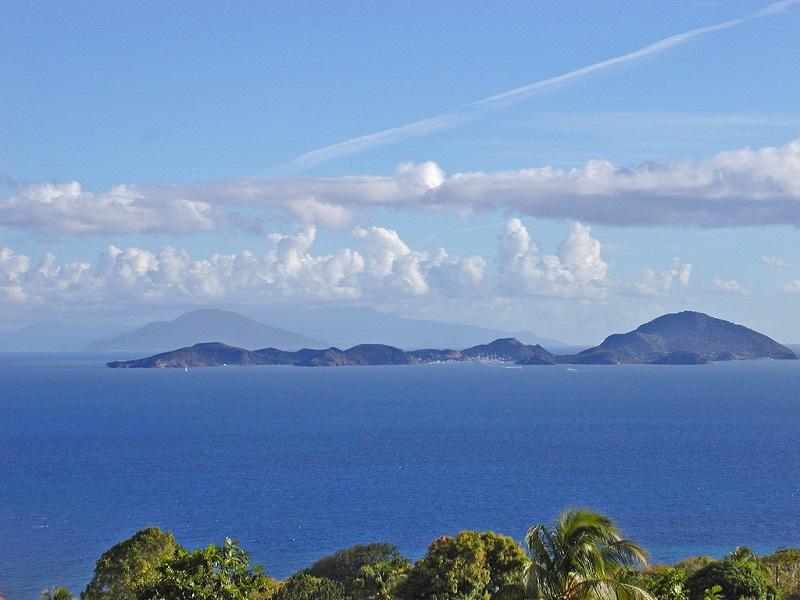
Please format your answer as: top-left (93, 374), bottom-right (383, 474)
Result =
top-left (1, 1), bottom-right (800, 344)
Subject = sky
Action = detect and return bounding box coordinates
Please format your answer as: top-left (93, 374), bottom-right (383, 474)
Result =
top-left (1, 0), bottom-right (800, 345)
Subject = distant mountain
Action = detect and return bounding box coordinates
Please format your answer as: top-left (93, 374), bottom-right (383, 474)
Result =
top-left (107, 311), bottom-right (797, 369)
top-left (89, 309), bottom-right (325, 351)
top-left (251, 306), bottom-right (566, 350)
top-left (562, 311), bottom-right (797, 364)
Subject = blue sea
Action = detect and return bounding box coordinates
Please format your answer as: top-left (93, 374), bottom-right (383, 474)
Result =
top-left (2, 354), bottom-right (800, 599)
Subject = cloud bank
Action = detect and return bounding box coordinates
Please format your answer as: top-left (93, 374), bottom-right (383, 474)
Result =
top-left (4, 139), bottom-right (800, 235)
top-left (0, 220), bottom-right (688, 310)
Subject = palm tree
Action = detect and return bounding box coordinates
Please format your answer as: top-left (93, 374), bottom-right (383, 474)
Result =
top-left (727, 547), bottom-right (759, 567)
top-left (40, 587), bottom-right (74, 600)
top-left (524, 508), bottom-right (654, 600)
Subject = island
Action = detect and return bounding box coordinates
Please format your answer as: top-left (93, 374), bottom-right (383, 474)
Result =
top-left (107, 311), bottom-right (797, 368)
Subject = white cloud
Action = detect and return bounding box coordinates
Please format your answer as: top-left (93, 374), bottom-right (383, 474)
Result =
top-left (0, 182), bottom-right (222, 236)
top-left (0, 220), bottom-right (697, 313)
top-left (761, 255), bottom-right (790, 269)
top-left (6, 139), bottom-right (800, 236)
top-left (496, 219), bottom-right (608, 298)
top-left (710, 277), bottom-right (750, 295)
top-left (628, 260), bottom-right (693, 296)
top-left (285, 198), bottom-right (352, 229)
top-left (428, 138), bottom-right (800, 226)
top-left (0, 224), bottom-right (485, 309)
top-left (784, 280), bottom-right (800, 295)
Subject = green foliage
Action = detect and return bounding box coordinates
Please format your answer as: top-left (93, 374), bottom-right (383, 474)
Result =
top-left (55, 515), bottom-right (800, 600)
top-left (398, 530), bottom-right (528, 600)
top-left (307, 543), bottom-right (406, 596)
top-left (82, 527), bottom-right (179, 600)
top-left (761, 548), bottom-right (800, 600)
top-left (524, 508), bottom-right (654, 600)
top-left (685, 560), bottom-right (768, 600)
top-left (646, 568), bottom-right (688, 600)
top-left (674, 559), bottom-right (714, 578)
top-left (353, 557), bottom-right (411, 600)
top-left (42, 587), bottom-right (75, 600)
top-left (272, 573), bottom-right (347, 600)
top-left (702, 585), bottom-right (723, 600)
top-left (136, 538), bottom-right (276, 600)
top-left (726, 548), bottom-right (760, 568)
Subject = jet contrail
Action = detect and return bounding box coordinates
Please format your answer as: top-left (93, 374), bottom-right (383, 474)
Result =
top-left (282, 0), bottom-right (798, 171)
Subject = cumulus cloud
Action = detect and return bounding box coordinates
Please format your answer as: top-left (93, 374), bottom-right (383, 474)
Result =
top-left (5, 139), bottom-right (800, 235)
top-left (0, 219), bottom-right (696, 310)
top-left (710, 277), bottom-right (750, 295)
top-left (496, 219), bottom-right (608, 298)
top-left (0, 225), bottom-right (484, 308)
top-left (627, 259), bottom-right (693, 297)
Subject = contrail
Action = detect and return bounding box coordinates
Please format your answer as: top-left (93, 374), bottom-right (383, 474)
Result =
top-left (282, 0), bottom-right (798, 170)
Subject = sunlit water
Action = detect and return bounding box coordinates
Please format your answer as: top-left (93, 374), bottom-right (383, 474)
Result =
top-left (2, 354), bottom-right (800, 599)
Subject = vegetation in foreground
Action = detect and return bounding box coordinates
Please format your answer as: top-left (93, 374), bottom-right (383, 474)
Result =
top-left (42, 509), bottom-right (800, 600)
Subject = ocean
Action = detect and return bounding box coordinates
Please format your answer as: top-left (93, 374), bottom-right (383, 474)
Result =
top-left (1, 354), bottom-right (799, 599)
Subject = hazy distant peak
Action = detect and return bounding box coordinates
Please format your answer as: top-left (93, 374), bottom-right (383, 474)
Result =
top-left (88, 309), bottom-right (325, 351)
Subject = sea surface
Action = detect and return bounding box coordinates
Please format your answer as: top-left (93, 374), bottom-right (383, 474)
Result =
top-left (2, 354), bottom-right (800, 599)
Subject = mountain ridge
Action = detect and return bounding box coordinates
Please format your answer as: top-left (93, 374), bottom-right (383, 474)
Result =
top-left (249, 305), bottom-right (566, 350)
top-left (88, 309), bottom-right (325, 351)
top-left (107, 311), bottom-right (797, 368)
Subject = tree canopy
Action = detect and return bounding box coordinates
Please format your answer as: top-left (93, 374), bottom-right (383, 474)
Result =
top-left (136, 538), bottom-right (276, 600)
top-left (40, 514), bottom-right (800, 600)
top-left (685, 560), bottom-right (768, 600)
top-left (306, 543), bottom-right (405, 595)
top-left (524, 508), bottom-right (654, 600)
top-left (272, 573), bottom-right (347, 600)
top-left (42, 587), bottom-right (75, 600)
top-left (399, 530), bottom-right (528, 600)
top-left (82, 527), bottom-right (179, 600)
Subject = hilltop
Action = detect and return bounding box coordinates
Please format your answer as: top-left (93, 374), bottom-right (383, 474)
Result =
top-left (562, 311), bottom-right (797, 364)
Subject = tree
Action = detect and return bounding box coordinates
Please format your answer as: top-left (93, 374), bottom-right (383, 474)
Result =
top-left (137, 538), bottom-right (276, 600)
top-left (761, 548), bottom-right (800, 600)
top-left (307, 543), bottom-right (406, 596)
top-left (354, 558), bottom-right (411, 600)
top-left (82, 527), bottom-right (179, 600)
top-left (523, 508), bottom-right (654, 600)
top-left (673, 559), bottom-right (713, 578)
top-left (399, 530), bottom-right (528, 600)
top-left (685, 560), bottom-right (768, 600)
top-left (726, 548), bottom-right (759, 568)
top-left (272, 573), bottom-right (347, 600)
top-left (42, 587), bottom-right (75, 600)
top-left (646, 568), bottom-right (688, 600)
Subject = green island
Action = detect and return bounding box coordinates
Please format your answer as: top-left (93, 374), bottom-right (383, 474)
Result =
top-left (41, 509), bottom-right (800, 600)
top-left (107, 312), bottom-right (797, 369)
